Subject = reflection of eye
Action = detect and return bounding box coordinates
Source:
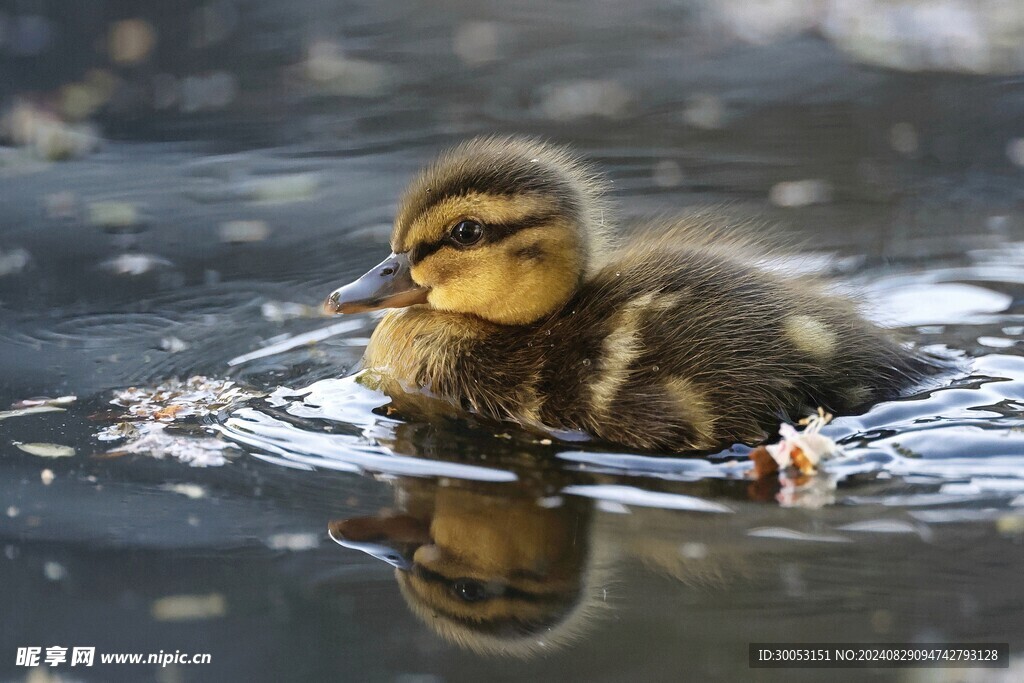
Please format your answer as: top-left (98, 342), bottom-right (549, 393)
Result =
top-left (450, 220), bottom-right (483, 246)
top-left (452, 578), bottom-right (488, 602)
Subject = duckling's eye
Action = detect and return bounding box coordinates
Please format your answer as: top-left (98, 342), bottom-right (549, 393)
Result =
top-left (451, 578), bottom-right (489, 602)
top-left (450, 220), bottom-right (483, 246)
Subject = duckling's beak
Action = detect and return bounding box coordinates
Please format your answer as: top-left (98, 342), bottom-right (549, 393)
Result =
top-left (323, 253), bottom-right (429, 314)
top-left (328, 515), bottom-right (430, 571)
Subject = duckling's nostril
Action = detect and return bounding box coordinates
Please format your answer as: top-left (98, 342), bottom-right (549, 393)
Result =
top-left (380, 266), bottom-right (395, 277)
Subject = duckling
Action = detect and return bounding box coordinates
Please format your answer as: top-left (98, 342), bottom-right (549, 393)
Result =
top-left (325, 136), bottom-right (932, 452)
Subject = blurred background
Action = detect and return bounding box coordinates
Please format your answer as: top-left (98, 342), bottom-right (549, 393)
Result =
top-left (2, 0), bottom-right (1024, 399)
top-left (2, 2), bottom-right (1024, 682)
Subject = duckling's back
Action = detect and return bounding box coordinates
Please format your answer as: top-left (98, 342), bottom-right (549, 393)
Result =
top-left (531, 222), bottom-right (934, 451)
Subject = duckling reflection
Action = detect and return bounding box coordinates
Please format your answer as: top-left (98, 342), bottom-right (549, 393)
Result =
top-left (328, 475), bottom-right (743, 657)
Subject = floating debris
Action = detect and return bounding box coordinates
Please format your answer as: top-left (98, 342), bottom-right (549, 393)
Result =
top-left (266, 532), bottom-right (319, 551)
top-left (747, 527), bottom-right (851, 543)
top-left (996, 515), bottom-right (1024, 536)
top-left (651, 159), bottom-right (686, 188)
top-left (87, 201), bottom-right (140, 230)
top-left (244, 173), bottom-right (319, 203)
top-left (708, 0), bottom-right (821, 45)
top-left (44, 191), bottom-right (79, 219)
top-left (180, 71), bottom-right (239, 112)
top-left (304, 40), bottom-right (389, 97)
top-left (1, 99), bottom-right (101, 160)
top-left (160, 337), bottom-right (189, 353)
top-left (13, 396), bottom-right (76, 409)
top-left (218, 219), bottom-right (270, 243)
top-left (538, 79), bottom-right (631, 121)
top-left (0, 247), bottom-right (31, 276)
top-left (111, 376), bottom-right (257, 421)
top-left (151, 593), bottom-right (226, 621)
top-left (749, 408), bottom-right (844, 478)
top-left (161, 483), bottom-right (207, 499)
top-left (1007, 138), bottom-right (1024, 167)
top-left (99, 377), bottom-right (258, 466)
top-left (40, 469), bottom-right (55, 485)
top-left (260, 301), bottom-right (318, 322)
top-left (824, 0), bottom-right (1024, 74)
top-left (769, 179), bottom-right (833, 208)
top-left (14, 442), bottom-right (75, 458)
top-left (682, 93), bottom-right (726, 130)
top-left (96, 421), bottom-right (138, 442)
top-left (0, 405), bottom-right (65, 421)
top-left (99, 253), bottom-right (172, 276)
top-left (43, 561), bottom-right (67, 581)
top-left (453, 21), bottom-right (502, 66)
top-left (562, 484), bottom-right (732, 513)
top-left (109, 18), bottom-right (157, 64)
top-left (889, 122), bottom-right (919, 155)
top-left (104, 422), bottom-right (237, 467)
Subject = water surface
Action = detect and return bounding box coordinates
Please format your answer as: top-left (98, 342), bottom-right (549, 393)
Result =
top-left (2, 3), bottom-right (1024, 681)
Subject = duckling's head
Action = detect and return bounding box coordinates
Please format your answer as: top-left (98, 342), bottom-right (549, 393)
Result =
top-left (326, 136), bottom-right (610, 325)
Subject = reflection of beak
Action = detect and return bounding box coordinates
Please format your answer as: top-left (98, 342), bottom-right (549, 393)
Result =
top-left (323, 252), bottom-right (429, 314)
top-left (328, 516), bottom-right (430, 571)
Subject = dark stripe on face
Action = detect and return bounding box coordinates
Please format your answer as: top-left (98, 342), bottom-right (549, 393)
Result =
top-left (412, 564), bottom-right (567, 605)
top-left (407, 161), bottom-right (576, 224)
top-left (407, 212), bottom-right (557, 265)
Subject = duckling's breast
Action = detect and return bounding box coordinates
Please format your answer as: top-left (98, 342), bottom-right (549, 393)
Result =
top-left (362, 306), bottom-right (549, 424)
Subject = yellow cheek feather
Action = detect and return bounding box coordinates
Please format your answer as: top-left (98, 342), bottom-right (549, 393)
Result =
top-left (412, 222), bottom-right (583, 325)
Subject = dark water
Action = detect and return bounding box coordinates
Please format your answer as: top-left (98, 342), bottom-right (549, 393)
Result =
top-left (2, 2), bottom-right (1024, 681)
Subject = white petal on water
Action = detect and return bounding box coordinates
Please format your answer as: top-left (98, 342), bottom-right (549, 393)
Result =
top-left (595, 500), bottom-right (631, 515)
top-left (99, 253), bottom-right (173, 276)
top-left (0, 405), bottom-right (65, 420)
top-left (0, 247), bottom-right (31, 276)
top-left (561, 484), bottom-right (732, 513)
top-left (160, 483), bottom-right (207, 499)
top-left (453, 21), bottom-right (502, 66)
top-left (218, 219), bottom-right (270, 243)
top-left (747, 527), bottom-right (851, 543)
top-left (151, 593), bottom-right (227, 621)
top-left (43, 561), bottom-right (66, 581)
top-left (12, 395), bottom-right (76, 408)
top-left (15, 442), bottom-right (75, 458)
top-left (538, 79), bottom-right (631, 121)
top-left (769, 179), bottom-right (833, 207)
top-left (260, 301), bottom-right (318, 322)
top-left (87, 200), bottom-right (139, 228)
top-left (836, 519), bottom-right (922, 534)
top-left (266, 532), bottom-right (320, 551)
